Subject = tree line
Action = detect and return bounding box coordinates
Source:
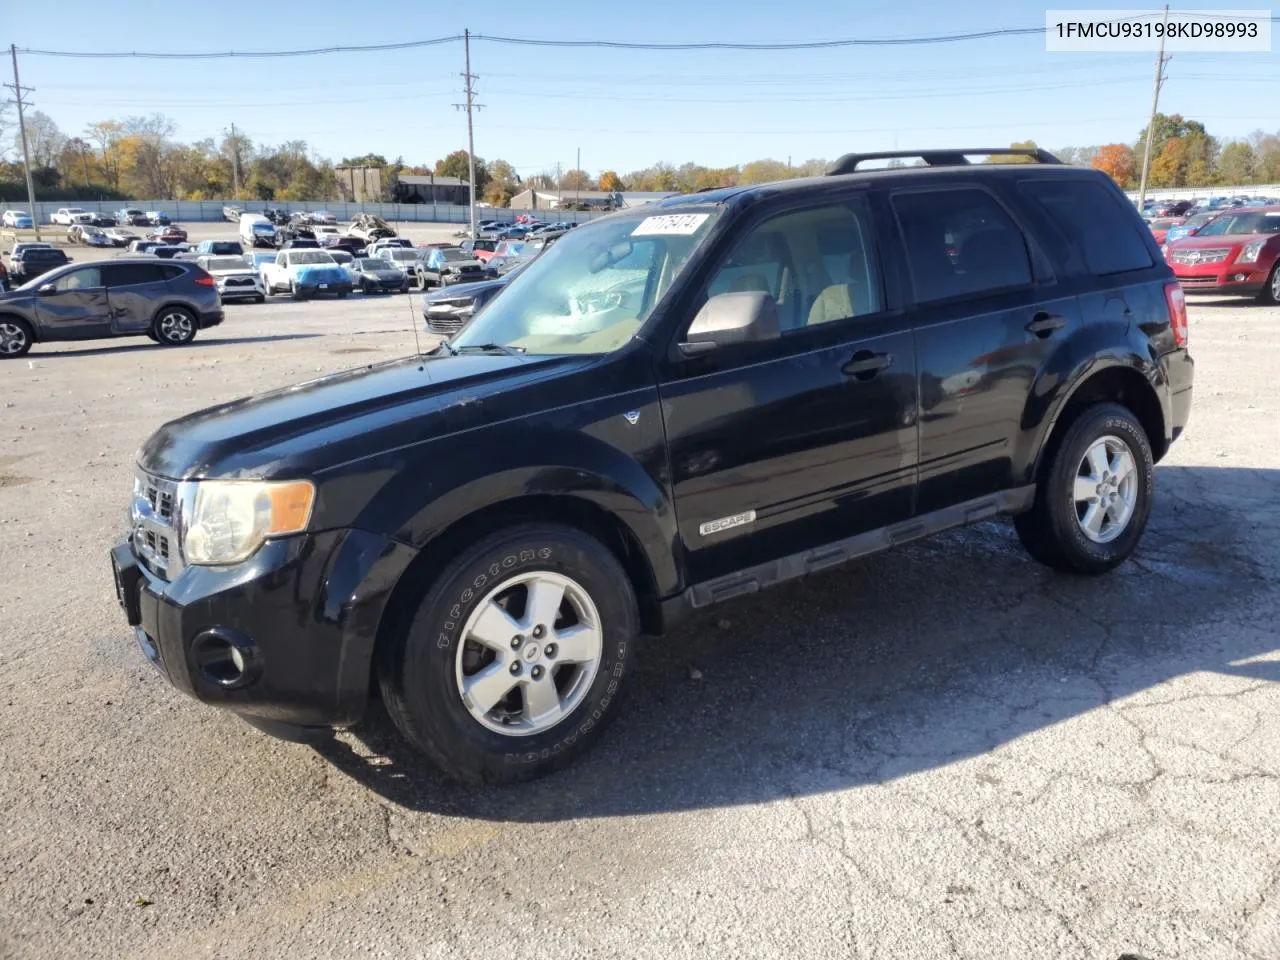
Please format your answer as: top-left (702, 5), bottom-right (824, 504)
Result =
top-left (2, 108), bottom-right (1277, 206)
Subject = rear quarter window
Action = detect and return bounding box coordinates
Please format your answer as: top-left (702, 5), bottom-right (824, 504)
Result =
top-left (1018, 178), bottom-right (1154, 277)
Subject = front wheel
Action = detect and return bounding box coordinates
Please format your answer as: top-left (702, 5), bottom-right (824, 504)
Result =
top-left (290, 281), bottom-right (304, 300)
top-left (379, 523), bottom-right (638, 784)
top-left (152, 307), bottom-right (197, 346)
top-left (1259, 260), bottom-right (1280, 305)
top-left (1015, 402), bottom-right (1154, 575)
top-left (0, 318), bottom-right (34, 358)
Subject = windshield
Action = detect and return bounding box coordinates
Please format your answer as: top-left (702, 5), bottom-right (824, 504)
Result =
top-left (451, 207), bottom-right (719, 356)
top-left (388, 250), bottom-right (420, 261)
top-left (1184, 213), bottom-right (1218, 228)
top-left (440, 248), bottom-right (471, 261)
top-left (290, 252), bottom-right (336, 265)
top-left (253, 223), bottom-right (274, 232)
top-left (358, 258), bottom-right (387, 270)
top-left (1195, 211), bottom-right (1280, 236)
top-left (207, 257), bottom-right (248, 271)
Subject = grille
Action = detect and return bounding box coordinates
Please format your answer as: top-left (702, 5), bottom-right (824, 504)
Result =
top-left (1178, 276), bottom-right (1221, 286)
top-left (1170, 247), bottom-right (1230, 265)
top-left (224, 277), bottom-right (254, 287)
top-left (133, 471), bottom-right (182, 579)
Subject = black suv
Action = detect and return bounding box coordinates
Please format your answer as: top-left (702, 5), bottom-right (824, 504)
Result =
top-left (0, 258), bottom-right (223, 357)
top-left (110, 149), bottom-right (1193, 783)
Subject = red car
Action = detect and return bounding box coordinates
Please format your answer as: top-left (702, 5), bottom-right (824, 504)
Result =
top-left (1147, 216), bottom-right (1186, 244)
top-left (1164, 206), bottom-right (1280, 303)
top-left (152, 224), bottom-right (188, 243)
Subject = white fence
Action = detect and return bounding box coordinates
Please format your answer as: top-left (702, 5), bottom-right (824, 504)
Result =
top-left (1125, 183), bottom-right (1280, 202)
top-left (22, 198), bottom-right (613, 226)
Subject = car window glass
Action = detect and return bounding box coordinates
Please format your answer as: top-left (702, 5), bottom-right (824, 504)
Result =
top-left (53, 267), bottom-right (102, 291)
top-left (1018, 179), bottom-right (1153, 276)
top-left (891, 188), bottom-right (1032, 302)
top-left (702, 196), bottom-right (882, 333)
top-left (103, 264), bottom-right (165, 287)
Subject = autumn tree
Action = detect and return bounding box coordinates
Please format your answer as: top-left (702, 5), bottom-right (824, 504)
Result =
top-left (739, 159), bottom-right (792, 183)
top-left (559, 168), bottom-right (595, 192)
top-left (983, 140), bottom-right (1040, 164)
top-left (1091, 143), bottom-right (1136, 188)
top-left (85, 120), bottom-right (125, 189)
top-left (598, 170), bottom-right (623, 191)
top-left (435, 149), bottom-right (489, 194)
top-left (1148, 137), bottom-right (1188, 188)
top-left (1214, 141), bottom-right (1255, 186)
top-left (20, 111), bottom-right (66, 168)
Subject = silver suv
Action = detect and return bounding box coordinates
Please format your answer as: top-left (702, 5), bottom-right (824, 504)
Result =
top-left (0, 258), bottom-right (224, 358)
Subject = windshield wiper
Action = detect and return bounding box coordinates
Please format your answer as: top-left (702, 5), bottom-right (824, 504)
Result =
top-left (452, 343), bottom-right (526, 356)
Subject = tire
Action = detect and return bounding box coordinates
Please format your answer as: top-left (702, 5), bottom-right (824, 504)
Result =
top-left (253, 295), bottom-right (265, 304)
top-left (0, 317), bottom-right (34, 358)
top-left (361, 280), bottom-right (374, 296)
top-left (337, 290), bottom-right (348, 299)
top-left (379, 523), bottom-right (638, 784)
top-left (1259, 260), bottom-right (1280, 305)
top-left (152, 307), bottom-right (198, 346)
top-left (1015, 401), bottom-right (1154, 575)
top-left (290, 281), bottom-right (304, 301)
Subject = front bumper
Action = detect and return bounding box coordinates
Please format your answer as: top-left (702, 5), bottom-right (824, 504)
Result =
top-left (217, 278), bottom-right (267, 300)
top-left (1172, 262), bottom-right (1270, 296)
top-left (295, 280), bottom-right (353, 297)
top-left (110, 530), bottom-right (417, 729)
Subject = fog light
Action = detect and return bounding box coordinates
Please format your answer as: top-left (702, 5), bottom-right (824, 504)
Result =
top-left (191, 628), bottom-right (260, 689)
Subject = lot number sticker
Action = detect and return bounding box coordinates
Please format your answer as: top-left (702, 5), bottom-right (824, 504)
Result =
top-left (632, 213), bottom-right (710, 236)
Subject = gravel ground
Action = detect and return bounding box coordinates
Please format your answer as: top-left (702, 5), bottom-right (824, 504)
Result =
top-left (0, 274), bottom-right (1277, 960)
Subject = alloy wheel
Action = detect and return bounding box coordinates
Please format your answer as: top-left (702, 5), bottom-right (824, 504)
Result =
top-left (157, 311), bottom-right (193, 343)
top-left (0, 322), bottom-right (29, 355)
top-left (454, 571), bottom-right (603, 737)
top-left (1074, 435), bottom-right (1138, 544)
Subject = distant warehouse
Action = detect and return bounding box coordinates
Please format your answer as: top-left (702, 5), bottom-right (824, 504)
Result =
top-left (508, 189), bottom-right (678, 211)
top-left (335, 166), bottom-right (470, 205)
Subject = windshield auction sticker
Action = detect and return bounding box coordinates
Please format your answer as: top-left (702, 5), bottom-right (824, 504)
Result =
top-left (632, 214), bottom-right (711, 236)
top-left (1046, 9), bottom-right (1272, 51)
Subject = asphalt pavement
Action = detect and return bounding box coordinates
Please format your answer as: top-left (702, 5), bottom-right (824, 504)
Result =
top-left (0, 262), bottom-right (1277, 960)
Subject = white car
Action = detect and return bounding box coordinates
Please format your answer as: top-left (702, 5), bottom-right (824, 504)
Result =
top-left (259, 249), bottom-right (353, 299)
top-left (51, 207), bottom-right (94, 226)
top-left (103, 227), bottom-right (140, 247)
top-left (2, 210), bottom-right (34, 228)
top-left (198, 255), bottom-right (267, 303)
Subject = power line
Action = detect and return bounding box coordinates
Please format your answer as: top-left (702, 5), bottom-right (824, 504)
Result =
top-left (19, 35), bottom-right (463, 59)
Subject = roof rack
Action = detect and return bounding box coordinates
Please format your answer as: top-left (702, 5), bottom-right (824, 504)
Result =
top-left (827, 148), bottom-right (1063, 176)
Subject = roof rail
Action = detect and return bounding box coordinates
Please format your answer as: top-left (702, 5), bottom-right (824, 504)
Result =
top-left (827, 148), bottom-right (1063, 176)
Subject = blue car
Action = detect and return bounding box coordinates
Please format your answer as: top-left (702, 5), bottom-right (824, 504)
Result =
top-left (2, 210), bottom-right (34, 229)
top-left (1165, 211), bottom-right (1223, 244)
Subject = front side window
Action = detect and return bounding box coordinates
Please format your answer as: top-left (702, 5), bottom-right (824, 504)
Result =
top-left (53, 267), bottom-right (102, 291)
top-left (892, 188), bottom-right (1032, 303)
top-left (451, 207), bottom-right (720, 355)
top-left (701, 197), bottom-right (883, 332)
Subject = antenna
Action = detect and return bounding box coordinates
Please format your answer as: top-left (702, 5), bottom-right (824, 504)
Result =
top-left (407, 276), bottom-right (425, 365)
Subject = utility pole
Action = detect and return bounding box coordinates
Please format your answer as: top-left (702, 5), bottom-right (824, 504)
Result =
top-left (6, 44), bottom-right (41, 240)
top-left (1136, 5), bottom-right (1171, 210)
top-left (576, 146), bottom-right (581, 203)
top-left (453, 29), bottom-right (483, 238)
top-left (229, 122), bottom-right (241, 197)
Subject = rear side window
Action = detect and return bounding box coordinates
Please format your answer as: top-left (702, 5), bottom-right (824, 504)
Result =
top-left (103, 263), bottom-right (166, 287)
top-left (160, 265), bottom-right (186, 281)
top-left (1018, 179), bottom-right (1153, 276)
top-left (891, 188), bottom-right (1032, 303)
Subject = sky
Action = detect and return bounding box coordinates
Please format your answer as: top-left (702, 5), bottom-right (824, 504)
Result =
top-left (4, 0), bottom-right (1277, 178)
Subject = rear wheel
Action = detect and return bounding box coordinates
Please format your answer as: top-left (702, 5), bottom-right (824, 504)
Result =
top-left (1015, 402), bottom-right (1153, 575)
top-left (0, 318), bottom-right (34, 358)
top-left (379, 523), bottom-right (638, 784)
top-left (152, 307), bottom-right (197, 346)
top-left (290, 280), bottom-right (304, 300)
top-left (253, 295), bottom-right (265, 304)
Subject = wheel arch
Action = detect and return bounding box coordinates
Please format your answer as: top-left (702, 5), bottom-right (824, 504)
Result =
top-left (149, 300), bottom-right (199, 325)
top-left (1030, 361), bottom-right (1167, 486)
top-left (0, 312), bottom-right (38, 343)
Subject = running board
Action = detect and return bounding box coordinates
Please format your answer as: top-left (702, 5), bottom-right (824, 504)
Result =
top-left (686, 486), bottom-right (1036, 609)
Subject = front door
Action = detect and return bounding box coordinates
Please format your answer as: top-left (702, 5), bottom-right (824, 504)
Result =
top-left (33, 266), bottom-right (111, 340)
top-left (101, 262), bottom-right (171, 334)
top-left (888, 184), bottom-right (1082, 514)
top-left (659, 194), bottom-right (919, 585)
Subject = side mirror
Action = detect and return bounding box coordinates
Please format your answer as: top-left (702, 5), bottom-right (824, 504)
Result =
top-left (37, 283), bottom-right (56, 295)
top-left (678, 291), bottom-right (781, 357)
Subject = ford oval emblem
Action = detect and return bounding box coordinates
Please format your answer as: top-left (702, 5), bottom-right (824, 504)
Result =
top-left (623, 410), bottom-right (640, 425)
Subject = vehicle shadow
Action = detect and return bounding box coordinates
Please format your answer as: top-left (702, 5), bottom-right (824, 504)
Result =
top-left (30, 333), bottom-right (322, 359)
top-left (1186, 295), bottom-right (1274, 308)
top-left (315, 464), bottom-right (1280, 821)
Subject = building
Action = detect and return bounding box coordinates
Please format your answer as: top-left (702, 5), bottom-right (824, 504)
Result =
top-left (393, 174), bottom-right (470, 205)
top-left (335, 165), bottom-right (385, 204)
top-left (507, 189), bottom-right (678, 211)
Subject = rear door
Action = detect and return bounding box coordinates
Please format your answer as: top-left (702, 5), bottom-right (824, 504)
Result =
top-left (659, 193), bottom-right (919, 584)
top-left (889, 184), bottom-right (1082, 514)
top-left (33, 266), bottom-right (111, 340)
top-left (102, 262), bottom-right (170, 333)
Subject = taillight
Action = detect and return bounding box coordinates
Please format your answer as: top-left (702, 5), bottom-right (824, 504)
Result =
top-left (1164, 280), bottom-right (1188, 347)
top-left (192, 269), bottom-right (215, 287)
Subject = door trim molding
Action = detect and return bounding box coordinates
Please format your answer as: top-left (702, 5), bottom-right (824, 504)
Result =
top-left (678, 485), bottom-right (1035, 610)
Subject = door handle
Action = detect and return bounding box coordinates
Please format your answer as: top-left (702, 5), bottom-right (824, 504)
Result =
top-left (842, 350), bottom-right (894, 380)
top-left (1025, 312), bottom-right (1067, 337)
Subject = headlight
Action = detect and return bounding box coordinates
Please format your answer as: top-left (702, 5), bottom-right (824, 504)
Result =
top-left (181, 479), bottom-right (315, 565)
top-left (1238, 240), bottom-right (1265, 264)
top-left (1161, 244), bottom-right (1169, 258)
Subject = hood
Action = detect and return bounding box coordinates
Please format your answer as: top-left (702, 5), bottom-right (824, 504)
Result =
top-left (211, 269), bottom-right (259, 280)
top-left (137, 351), bottom-right (592, 480)
top-left (295, 264), bottom-right (347, 280)
top-left (1169, 233), bottom-right (1269, 249)
top-left (366, 266), bottom-right (405, 278)
top-left (443, 258), bottom-right (484, 271)
top-left (424, 275), bottom-right (510, 300)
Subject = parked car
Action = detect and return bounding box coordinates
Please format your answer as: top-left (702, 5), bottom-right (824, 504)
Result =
top-left (0, 259), bottom-right (8, 292)
top-left (106, 150), bottom-right (1194, 783)
top-left (197, 255), bottom-right (267, 303)
top-left (127, 240), bottom-right (165, 255)
top-left (116, 208), bottom-right (150, 226)
top-left (259, 249), bottom-right (352, 299)
top-left (263, 207), bottom-right (290, 225)
top-left (0, 258), bottom-right (222, 357)
top-left (367, 237), bottom-right (413, 255)
top-left (1147, 217), bottom-right (1186, 245)
top-left (239, 214), bottom-right (278, 249)
top-left (314, 225), bottom-right (342, 245)
top-left (104, 227), bottom-right (140, 247)
top-left (327, 236), bottom-right (366, 258)
top-left (150, 244), bottom-right (194, 260)
top-left (348, 256), bottom-right (410, 294)
top-left (460, 238), bottom-right (499, 262)
top-left (223, 206), bottom-right (243, 223)
top-left (420, 260), bottom-right (529, 334)
top-left (277, 224), bottom-right (317, 246)
top-left (485, 239), bottom-right (527, 273)
top-left (348, 213), bottom-right (396, 243)
top-left (243, 251), bottom-right (278, 271)
top-left (144, 211), bottom-right (172, 226)
top-left (1164, 206), bottom-right (1280, 302)
top-left (311, 210), bottom-right (337, 225)
top-left (374, 247), bottom-right (430, 286)
top-left (195, 240), bottom-right (245, 257)
top-left (90, 212), bottom-right (118, 227)
top-left (281, 238), bottom-right (320, 250)
top-left (51, 207), bottom-right (94, 226)
top-left (417, 246), bottom-right (485, 288)
top-left (1164, 211), bottom-right (1223, 244)
top-left (69, 225), bottom-right (115, 248)
top-left (2, 210), bottom-right (34, 228)
top-left (149, 224), bottom-right (187, 243)
top-left (7, 245), bottom-right (72, 284)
